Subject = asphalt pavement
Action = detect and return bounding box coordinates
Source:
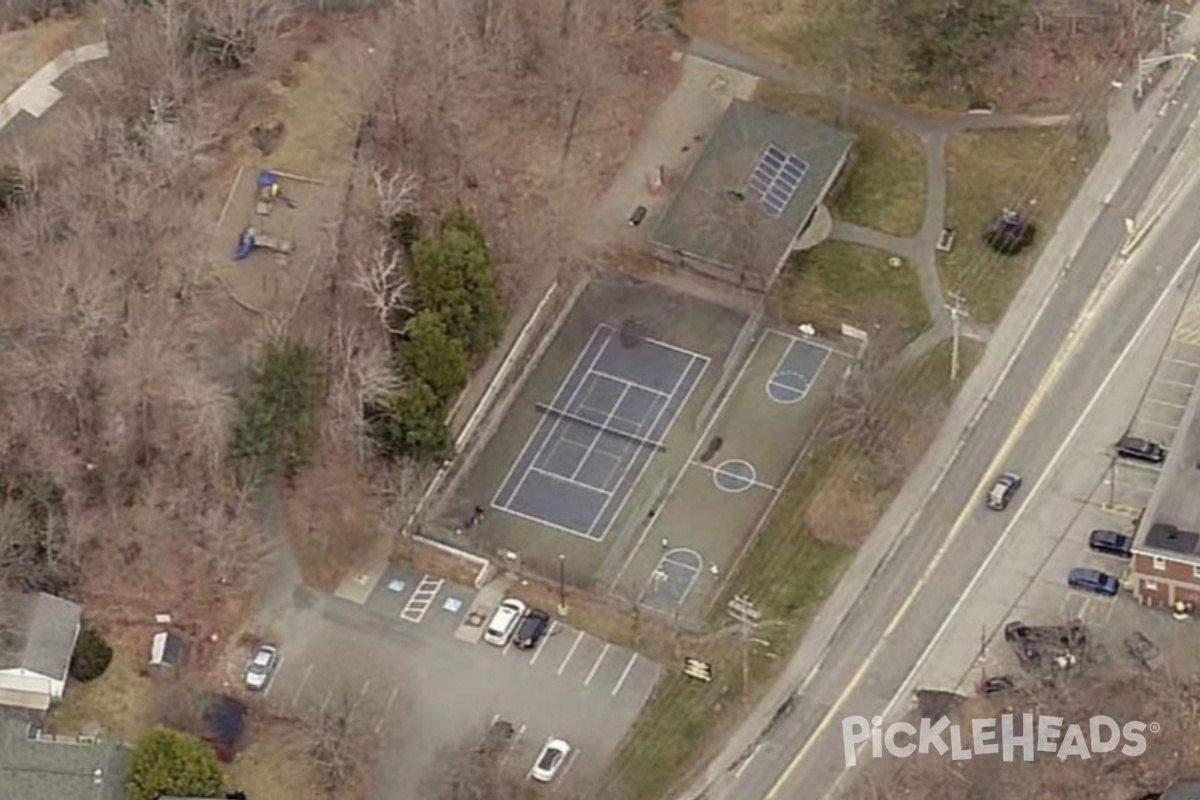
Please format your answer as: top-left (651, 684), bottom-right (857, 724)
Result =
top-left (681, 46), bottom-right (1200, 800)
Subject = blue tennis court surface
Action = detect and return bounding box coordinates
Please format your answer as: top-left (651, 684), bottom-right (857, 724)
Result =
top-left (493, 324), bottom-right (709, 540)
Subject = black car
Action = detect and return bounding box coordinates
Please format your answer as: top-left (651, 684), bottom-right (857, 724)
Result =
top-left (979, 675), bottom-right (1016, 695)
top-left (986, 472), bottom-right (1022, 510)
top-left (513, 609), bottom-right (552, 650)
top-left (1115, 436), bottom-right (1166, 464)
top-left (628, 206), bottom-right (648, 227)
top-left (1088, 529), bottom-right (1133, 558)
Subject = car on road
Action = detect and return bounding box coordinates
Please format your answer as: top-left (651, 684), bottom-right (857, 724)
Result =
top-left (513, 608), bottom-right (551, 650)
top-left (1088, 529), bottom-right (1134, 558)
top-left (244, 644), bottom-right (278, 691)
top-left (1115, 436), bottom-right (1166, 464)
top-left (985, 472), bottom-right (1022, 510)
top-left (530, 738), bottom-right (571, 782)
top-left (484, 597), bottom-right (527, 646)
top-left (1124, 631), bottom-right (1164, 670)
top-left (1067, 567), bottom-right (1120, 597)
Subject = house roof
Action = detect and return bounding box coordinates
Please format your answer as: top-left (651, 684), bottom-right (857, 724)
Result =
top-left (0, 593), bottom-right (82, 679)
top-left (0, 719), bottom-right (129, 800)
top-left (1133, 358), bottom-right (1200, 564)
top-left (651, 98), bottom-right (854, 282)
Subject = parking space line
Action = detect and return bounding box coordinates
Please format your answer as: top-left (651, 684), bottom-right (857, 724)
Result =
top-left (1138, 418), bottom-right (1178, 429)
top-left (290, 662), bottom-right (314, 708)
top-left (557, 630), bottom-right (586, 676)
top-left (584, 644), bottom-right (610, 686)
top-left (530, 621), bottom-right (558, 665)
top-left (374, 685), bottom-right (401, 734)
top-left (1169, 357), bottom-right (1200, 368)
top-left (1145, 397), bottom-right (1188, 410)
top-left (263, 655), bottom-right (283, 698)
top-left (501, 725), bottom-right (527, 769)
top-left (558, 746), bottom-right (581, 782)
top-left (320, 688), bottom-right (334, 714)
top-left (1154, 377), bottom-right (1194, 388)
top-left (612, 653), bottom-right (638, 697)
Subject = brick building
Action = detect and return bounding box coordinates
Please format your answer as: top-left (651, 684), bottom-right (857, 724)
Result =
top-left (1130, 358), bottom-right (1200, 610)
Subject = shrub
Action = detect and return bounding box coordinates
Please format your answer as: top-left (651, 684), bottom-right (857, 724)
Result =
top-left (399, 311), bottom-right (468, 402)
top-left (69, 628), bottom-right (113, 683)
top-left (126, 726), bottom-right (222, 800)
top-left (229, 341), bottom-right (323, 481)
top-left (367, 380), bottom-right (451, 463)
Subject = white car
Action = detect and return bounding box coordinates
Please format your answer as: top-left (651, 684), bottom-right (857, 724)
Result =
top-left (483, 598), bottom-right (527, 646)
top-left (244, 644), bottom-right (278, 691)
top-left (530, 738), bottom-right (571, 782)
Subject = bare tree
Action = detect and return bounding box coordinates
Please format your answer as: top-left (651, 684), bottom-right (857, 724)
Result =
top-left (352, 245), bottom-right (412, 335)
top-left (302, 681), bottom-right (379, 798)
top-left (420, 733), bottom-right (534, 800)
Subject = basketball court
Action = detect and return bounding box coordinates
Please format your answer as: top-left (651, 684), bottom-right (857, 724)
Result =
top-left (611, 328), bottom-right (846, 618)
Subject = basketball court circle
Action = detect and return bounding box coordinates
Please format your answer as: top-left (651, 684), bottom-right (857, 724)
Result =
top-left (638, 548), bottom-right (703, 614)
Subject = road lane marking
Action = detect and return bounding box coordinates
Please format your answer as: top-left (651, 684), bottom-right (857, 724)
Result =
top-left (612, 653), bottom-right (638, 696)
top-left (557, 631), bottom-right (585, 676)
top-left (290, 662), bottom-right (314, 708)
top-left (734, 744), bottom-right (762, 778)
top-left (764, 239), bottom-right (1199, 800)
top-left (584, 644), bottom-right (610, 686)
top-left (530, 621), bottom-right (558, 665)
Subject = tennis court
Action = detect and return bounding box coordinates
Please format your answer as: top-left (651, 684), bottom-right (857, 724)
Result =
top-left (492, 324), bottom-right (709, 541)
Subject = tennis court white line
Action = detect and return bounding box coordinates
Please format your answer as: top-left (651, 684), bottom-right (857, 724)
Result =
top-left (588, 354), bottom-right (705, 538)
top-left (572, 383), bottom-right (633, 481)
top-left (504, 336), bottom-right (610, 506)
top-left (597, 321), bottom-right (709, 361)
top-left (589, 367), bottom-right (673, 398)
top-left (491, 326), bottom-right (607, 510)
top-left (493, 504), bottom-right (600, 540)
top-left (529, 465), bottom-right (614, 496)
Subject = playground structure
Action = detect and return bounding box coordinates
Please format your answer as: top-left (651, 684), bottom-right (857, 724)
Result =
top-left (233, 227), bottom-right (294, 260)
top-left (255, 170), bottom-right (295, 215)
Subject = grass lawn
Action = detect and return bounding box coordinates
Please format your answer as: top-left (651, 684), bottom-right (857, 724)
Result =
top-left (602, 335), bottom-right (983, 800)
top-left (756, 82), bottom-right (927, 237)
top-left (225, 723), bottom-right (322, 800)
top-left (772, 241), bottom-right (932, 355)
top-left (939, 124), bottom-right (1106, 324)
top-left (47, 650), bottom-right (159, 740)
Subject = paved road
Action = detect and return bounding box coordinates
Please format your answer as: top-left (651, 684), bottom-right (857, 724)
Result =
top-left (685, 51), bottom-right (1200, 800)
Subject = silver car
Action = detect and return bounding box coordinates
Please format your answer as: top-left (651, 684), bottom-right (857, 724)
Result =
top-left (244, 644), bottom-right (278, 691)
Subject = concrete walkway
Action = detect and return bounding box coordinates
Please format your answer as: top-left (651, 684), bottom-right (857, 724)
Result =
top-left (0, 40), bottom-right (108, 133)
top-left (688, 36), bottom-right (1087, 356)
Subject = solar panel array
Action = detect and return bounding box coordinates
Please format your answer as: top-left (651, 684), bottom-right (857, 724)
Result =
top-left (747, 144), bottom-right (809, 217)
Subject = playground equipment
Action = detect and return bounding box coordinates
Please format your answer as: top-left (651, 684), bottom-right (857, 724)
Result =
top-left (255, 170), bottom-right (296, 215)
top-left (233, 227), bottom-right (293, 260)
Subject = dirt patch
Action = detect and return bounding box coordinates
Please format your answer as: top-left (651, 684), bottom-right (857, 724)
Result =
top-left (281, 450), bottom-right (381, 591)
top-left (394, 538), bottom-right (486, 589)
top-left (0, 15), bottom-right (85, 97)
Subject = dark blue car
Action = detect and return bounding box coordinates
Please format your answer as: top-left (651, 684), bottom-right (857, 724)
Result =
top-left (1067, 568), bottom-right (1120, 597)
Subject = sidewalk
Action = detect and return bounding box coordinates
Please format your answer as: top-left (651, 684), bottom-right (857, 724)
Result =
top-left (677, 29), bottom-right (1200, 800)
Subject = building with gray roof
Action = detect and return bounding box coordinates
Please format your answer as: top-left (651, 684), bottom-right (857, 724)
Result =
top-left (0, 592), bottom-right (82, 710)
top-left (0, 719), bottom-right (128, 800)
top-left (650, 98), bottom-right (854, 292)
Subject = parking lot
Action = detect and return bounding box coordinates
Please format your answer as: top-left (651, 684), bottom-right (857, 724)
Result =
top-left (266, 564), bottom-right (661, 798)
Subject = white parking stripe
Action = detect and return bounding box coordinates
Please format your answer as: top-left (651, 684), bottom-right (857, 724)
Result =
top-left (584, 644), bottom-right (610, 686)
top-left (374, 685), bottom-right (401, 734)
top-left (557, 631), bottom-right (585, 676)
top-left (320, 688), bottom-right (334, 713)
top-left (530, 621), bottom-right (558, 665)
top-left (612, 653), bottom-right (638, 697)
top-left (1168, 357), bottom-right (1200, 368)
top-left (263, 655), bottom-right (283, 697)
top-left (290, 663), bottom-right (314, 708)
top-left (501, 725), bottom-right (526, 769)
top-left (1145, 397), bottom-right (1187, 409)
top-left (558, 746), bottom-right (581, 781)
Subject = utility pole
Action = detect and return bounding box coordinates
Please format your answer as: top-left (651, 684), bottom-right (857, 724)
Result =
top-left (946, 292), bottom-right (969, 382)
top-left (557, 554), bottom-right (568, 616)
